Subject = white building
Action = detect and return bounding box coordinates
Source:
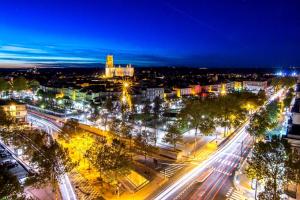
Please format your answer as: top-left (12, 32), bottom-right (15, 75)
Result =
top-left (243, 81), bottom-right (267, 93)
top-left (146, 88), bottom-right (164, 101)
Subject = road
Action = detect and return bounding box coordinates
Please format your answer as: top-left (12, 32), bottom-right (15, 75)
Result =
top-left (182, 134), bottom-right (252, 200)
top-left (153, 89), bottom-right (285, 200)
top-left (27, 113), bottom-right (77, 200)
top-left (152, 122), bottom-right (251, 200)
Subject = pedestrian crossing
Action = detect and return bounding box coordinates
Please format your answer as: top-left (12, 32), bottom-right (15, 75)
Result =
top-left (159, 164), bottom-right (185, 178)
top-left (226, 187), bottom-right (244, 200)
top-left (209, 158), bottom-right (240, 176)
top-left (211, 167), bottom-right (232, 176)
top-left (214, 158), bottom-right (239, 168)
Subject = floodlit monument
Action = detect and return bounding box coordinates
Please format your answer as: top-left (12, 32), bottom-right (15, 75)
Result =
top-left (105, 55), bottom-right (134, 78)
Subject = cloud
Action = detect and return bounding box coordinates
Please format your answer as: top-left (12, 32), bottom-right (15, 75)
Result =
top-left (0, 43), bottom-right (176, 67)
top-left (0, 45), bottom-right (47, 54)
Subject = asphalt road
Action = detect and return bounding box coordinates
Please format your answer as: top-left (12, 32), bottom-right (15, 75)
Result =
top-left (0, 143), bottom-right (28, 181)
top-left (180, 135), bottom-right (252, 200)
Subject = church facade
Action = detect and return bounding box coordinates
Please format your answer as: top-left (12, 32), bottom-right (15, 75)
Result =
top-left (105, 55), bottom-right (134, 78)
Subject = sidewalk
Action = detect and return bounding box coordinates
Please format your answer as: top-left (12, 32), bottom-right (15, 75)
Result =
top-left (233, 156), bottom-right (256, 200)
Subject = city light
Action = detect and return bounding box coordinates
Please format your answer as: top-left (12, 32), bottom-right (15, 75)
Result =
top-left (1, 2), bottom-right (299, 199)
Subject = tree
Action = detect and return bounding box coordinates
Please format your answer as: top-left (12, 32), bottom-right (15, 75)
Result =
top-left (0, 165), bottom-right (24, 199)
top-left (61, 119), bottom-right (80, 139)
top-left (180, 99), bottom-right (216, 153)
top-left (119, 122), bottom-right (133, 150)
top-left (0, 128), bottom-right (77, 198)
top-left (108, 117), bottom-right (120, 138)
top-left (246, 138), bottom-right (300, 200)
top-left (270, 77), bottom-right (296, 92)
top-left (216, 95), bottom-right (247, 137)
top-left (86, 137), bottom-right (107, 184)
top-left (142, 99), bottom-right (151, 116)
top-left (28, 80), bottom-right (40, 92)
top-left (152, 97), bottom-right (163, 146)
top-left (94, 139), bottom-right (132, 188)
top-left (266, 100), bottom-right (280, 129)
top-left (0, 77), bottom-right (10, 97)
top-left (36, 89), bottom-right (45, 99)
top-left (134, 130), bottom-right (158, 161)
top-left (0, 107), bottom-right (14, 128)
top-left (257, 90), bottom-right (267, 106)
top-left (27, 139), bottom-right (77, 196)
top-left (140, 99), bottom-right (152, 133)
top-left (283, 89), bottom-right (294, 109)
top-left (12, 77), bottom-right (28, 91)
top-left (163, 123), bottom-right (183, 150)
top-left (90, 101), bottom-right (100, 122)
top-left (247, 110), bottom-right (270, 140)
top-left (103, 98), bottom-right (114, 131)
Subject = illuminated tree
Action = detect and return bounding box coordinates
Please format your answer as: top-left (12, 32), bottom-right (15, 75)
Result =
top-left (94, 139), bottom-right (132, 188)
top-left (216, 95), bottom-right (247, 136)
top-left (86, 137), bottom-right (107, 184)
top-left (103, 97), bottom-right (114, 131)
top-left (119, 122), bottom-right (133, 151)
top-left (90, 101), bottom-right (100, 122)
top-left (0, 165), bottom-right (25, 200)
top-left (247, 110), bottom-right (269, 140)
top-left (61, 119), bottom-right (80, 139)
top-left (0, 107), bottom-right (14, 128)
top-left (0, 128), bottom-right (77, 198)
top-left (27, 138), bottom-right (77, 196)
top-left (139, 99), bottom-right (152, 133)
top-left (180, 99), bottom-right (216, 153)
top-left (134, 130), bottom-right (158, 161)
top-left (153, 96), bottom-right (163, 146)
top-left (283, 88), bottom-right (294, 109)
top-left (163, 123), bottom-right (183, 150)
top-left (265, 100), bottom-right (280, 129)
top-left (246, 138), bottom-right (300, 200)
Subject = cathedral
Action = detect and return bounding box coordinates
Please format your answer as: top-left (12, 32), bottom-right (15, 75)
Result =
top-left (105, 55), bottom-right (134, 78)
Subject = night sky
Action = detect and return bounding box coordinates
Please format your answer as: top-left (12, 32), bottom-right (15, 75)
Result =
top-left (0, 0), bottom-right (300, 67)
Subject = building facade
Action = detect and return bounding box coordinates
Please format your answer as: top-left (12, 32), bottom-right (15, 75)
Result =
top-left (243, 81), bottom-right (267, 93)
top-left (0, 100), bottom-right (27, 123)
top-left (105, 55), bottom-right (134, 78)
top-left (146, 88), bottom-right (164, 101)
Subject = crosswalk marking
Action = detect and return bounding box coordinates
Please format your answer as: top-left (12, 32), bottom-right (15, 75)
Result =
top-left (160, 164), bottom-right (185, 178)
top-left (211, 167), bottom-right (232, 176)
top-left (226, 187), bottom-right (244, 200)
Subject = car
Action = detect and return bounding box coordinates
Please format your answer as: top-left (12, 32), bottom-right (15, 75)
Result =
top-left (0, 150), bottom-right (11, 157)
top-left (0, 153), bottom-right (9, 158)
top-left (1, 160), bottom-right (18, 169)
top-left (6, 161), bottom-right (18, 169)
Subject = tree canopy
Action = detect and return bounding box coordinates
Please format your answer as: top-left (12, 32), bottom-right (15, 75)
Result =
top-left (12, 77), bottom-right (28, 91)
top-left (246, 138), bottom-right (300, 200)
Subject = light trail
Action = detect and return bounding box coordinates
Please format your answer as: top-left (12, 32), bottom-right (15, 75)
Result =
top-left (154, 89), bottom-right (283, 200)
top-left (27, 113), bottom-right (77, 200)
top-left (153, 124), bottom-right (248, 200)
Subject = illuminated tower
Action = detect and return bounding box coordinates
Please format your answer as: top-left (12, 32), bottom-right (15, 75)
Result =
top-left (105, 55), bottom-right (114, 77)
top-left (104, 54), bottom-right (134, 78)
top-left (106, 55), bottom-right (114, 68)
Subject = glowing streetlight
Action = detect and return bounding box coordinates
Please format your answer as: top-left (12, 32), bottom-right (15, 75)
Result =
top-left (121, 80), bottom-right (132, 110)
top-left (123, 82), bottom-right (129, 88)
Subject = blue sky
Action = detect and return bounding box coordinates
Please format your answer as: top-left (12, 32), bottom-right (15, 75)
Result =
top-left (1, 0), bottom-right (300, 67)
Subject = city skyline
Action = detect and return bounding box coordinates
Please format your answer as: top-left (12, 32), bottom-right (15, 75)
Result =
top-left (1, 0), bottom-right (300, 67)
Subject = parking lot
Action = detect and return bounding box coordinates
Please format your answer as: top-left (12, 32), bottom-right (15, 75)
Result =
top-left (0, 143), bottom-right (28, 181)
